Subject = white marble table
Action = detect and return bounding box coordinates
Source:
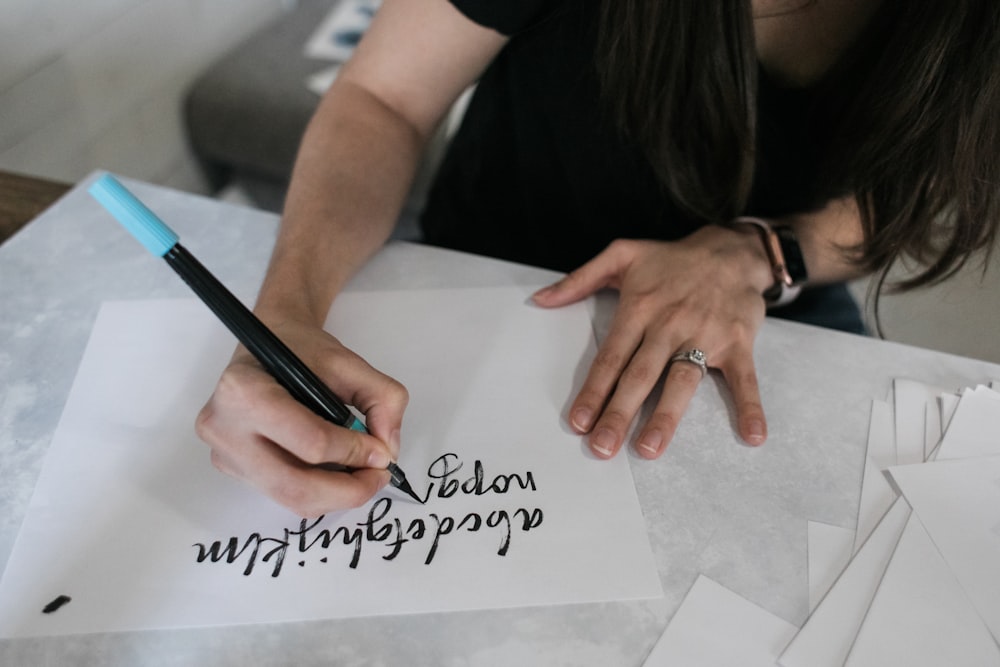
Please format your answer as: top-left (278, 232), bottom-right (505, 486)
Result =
top-left (2, 174), bottom-right (998, 665)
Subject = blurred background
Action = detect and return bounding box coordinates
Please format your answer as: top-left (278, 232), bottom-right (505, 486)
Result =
top-left (3, 0), bottom-right (999, 364)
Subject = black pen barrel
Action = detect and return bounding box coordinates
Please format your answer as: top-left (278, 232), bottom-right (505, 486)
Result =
top-left (163, 244), bottom-right (354, 427)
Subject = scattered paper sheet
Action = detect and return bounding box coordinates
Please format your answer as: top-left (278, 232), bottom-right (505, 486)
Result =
top-left (940, 391), bottom-right (961, 432)
top-left (890, 455), bottom-right (1000, 644)
top-left (807, 521), bottom-right (853, 613)
top-left (845, 515), bottom-right (1000, 666)
top-left (852, 399), bottom-right (897, 553)
top-left (893, 378), bottom-right (946, 466)
top-left (864, 399), bottom-right (896, 471)
top-left (923, 401), bottom-right (941, 463)
top-left (0, 289), bottom-right (661, 637)
top-left (779, 498), bottom-right (910, 667)
top-left (644, 575), bottom-right (797, 667)
top-left (853, 456), bottom-right (896, 555)
top-left (788, 377), bottom-right (1000, 666)
top-left (936, 386), bottom-right (1000, 460)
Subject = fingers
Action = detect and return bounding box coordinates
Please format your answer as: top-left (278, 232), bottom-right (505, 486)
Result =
top-left (571, 321), bottom-right (676, 459)
top-left (550, 232), bottom-right (773, 461)
top-left (634, 356), bottom-right (705, 459)
top-left (201, 362), bottom-right (392, 467)
top-left (567, 311), bottom-right (647, 440)
top-left (532, 240), bottom-right (632, 308)
top-left (209, 435), bottom-right (389, 519)
top-left (580, 341), bottom-right (767, 461)
top-left (722, 355), bottom-right (768, 446)
top-left (197, 338), bottom-right (408, 517)
top-left (314, 348), bottom-right (409, 460)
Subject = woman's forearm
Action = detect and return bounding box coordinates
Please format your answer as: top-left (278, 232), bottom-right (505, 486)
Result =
top-left (254, 78), bottom-right (428, 326)
top-left (252, 0), bottom-right (507, 329)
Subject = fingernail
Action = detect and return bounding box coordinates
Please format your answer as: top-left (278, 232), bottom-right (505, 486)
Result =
top-left (745, 419), bottom-right (766, 446)
top-left (367, 448), bottom-right (391, 469)
top-left (591, 428), bottom-right (616, 457)
top-left (571, 407), bottom-right (593, 432)
top-left (638, 430), bottom-right (663, 456)
top-left (531, 285), bottom-right (555, 301)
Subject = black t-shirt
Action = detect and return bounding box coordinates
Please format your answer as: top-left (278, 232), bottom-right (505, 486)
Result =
top-left (421, 0), bottom-right (830, 274)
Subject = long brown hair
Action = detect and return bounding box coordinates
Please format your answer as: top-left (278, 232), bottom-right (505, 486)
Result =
top-left (596, 0), bottom-right (757, 223)
top-left (596, 0), bottom-right (1000, 301)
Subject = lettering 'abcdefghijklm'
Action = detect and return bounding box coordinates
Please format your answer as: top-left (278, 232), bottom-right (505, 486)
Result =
top-left (193, 453), bottom-right (543, 576)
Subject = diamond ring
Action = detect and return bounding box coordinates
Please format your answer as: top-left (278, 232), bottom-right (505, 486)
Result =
top-left (669, 348), bottom-right (708, 378)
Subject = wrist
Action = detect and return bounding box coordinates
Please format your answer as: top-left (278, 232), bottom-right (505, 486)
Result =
top-left (255, 230), bottom-right (358, 327)
top-left (727, 217), bottom-right (809, 306)
top-left (716, 223), bottom-right (778, 295)
top-left (255, 268), bottom-right (334, 328)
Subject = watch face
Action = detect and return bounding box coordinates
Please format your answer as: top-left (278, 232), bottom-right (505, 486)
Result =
top-left (775, 227), bottom-right (808, 285)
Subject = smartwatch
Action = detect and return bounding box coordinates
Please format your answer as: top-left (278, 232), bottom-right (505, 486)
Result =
top-left (730, 216), bottom-right (809, 306)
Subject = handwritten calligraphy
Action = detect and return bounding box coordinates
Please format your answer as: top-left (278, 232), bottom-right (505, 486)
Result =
top-left (424, 452), bottom-right (537, 500)
top-left (193, 453), bottom-right (543, 577)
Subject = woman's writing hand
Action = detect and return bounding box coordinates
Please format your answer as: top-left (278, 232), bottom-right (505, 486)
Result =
top-left (196, 318), bottom-right (408, 518)
top-left (531, 226), bottom-right (775, 459)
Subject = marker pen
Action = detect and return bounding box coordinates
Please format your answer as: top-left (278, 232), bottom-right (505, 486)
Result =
top-left (88, 173), bottom-right (423, 505)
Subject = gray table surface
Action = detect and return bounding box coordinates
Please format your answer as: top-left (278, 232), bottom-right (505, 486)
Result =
top-left (3, 174), bottom-right (999, 666)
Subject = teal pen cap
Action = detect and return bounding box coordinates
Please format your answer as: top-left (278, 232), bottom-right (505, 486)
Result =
top-left (88, 173), bottom-right (179, 257)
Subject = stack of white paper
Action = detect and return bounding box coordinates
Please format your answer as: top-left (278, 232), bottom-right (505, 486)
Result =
top-left (645, 378), bottom-right (1000, 666)
top-left (779, 379), bottom-right (1000, 666)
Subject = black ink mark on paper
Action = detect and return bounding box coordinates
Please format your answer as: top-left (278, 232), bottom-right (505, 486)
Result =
top-left (42, 595), bottom-right (71, 614)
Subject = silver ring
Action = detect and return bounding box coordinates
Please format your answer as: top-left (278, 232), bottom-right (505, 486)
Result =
top-left (669, 348), bottom-right (708, 378)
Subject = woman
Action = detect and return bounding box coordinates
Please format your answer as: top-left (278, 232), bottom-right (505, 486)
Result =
top-left (196, 0), bottom-right (1000, 517)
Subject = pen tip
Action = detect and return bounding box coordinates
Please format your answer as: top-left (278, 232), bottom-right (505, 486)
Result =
top-left (386, 461), bottom-right (425, 504)
top-left (401, 483), bottom-right (425, 504)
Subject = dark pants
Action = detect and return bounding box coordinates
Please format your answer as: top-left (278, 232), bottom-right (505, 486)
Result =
top-left (769, 283), bottom-right (867, 335)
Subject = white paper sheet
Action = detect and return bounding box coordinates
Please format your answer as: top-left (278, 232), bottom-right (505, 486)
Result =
top-left (893, 378), bottom-right (945, 466)
top-left (936, 386), bottom-right (1000, 460)
top-left (807, 521), bottom-right (853, 613)
top-left (853, 456), bottom-right (896, 556)
top-left (852, 400), bottom-right (896, 553)
top-left (0, 289), bottom-right (661, 637)
top-left (643, 575), bottom-right (797, 667)
top-left (890, 456), bottom-right (1000, 644)
top-left (845, 515), bottom-right (1000, 666)
top-left (865, 399), bottom-right (896, 471)
top-left (924, 401), bottom-right (941, 463)
top-left (779, 498), bottom-right (910, 667)
top-left (940, 392), bottom-right (961, 432)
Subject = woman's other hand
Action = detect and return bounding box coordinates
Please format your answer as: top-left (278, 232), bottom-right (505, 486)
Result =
top-left (531, 225), bottom-right (775, 459)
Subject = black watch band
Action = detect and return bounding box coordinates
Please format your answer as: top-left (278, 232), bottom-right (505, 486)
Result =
top-left (730, 216), bottom-right (809, 306)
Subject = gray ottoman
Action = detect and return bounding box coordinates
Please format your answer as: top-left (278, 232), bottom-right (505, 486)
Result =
top-left (184, 0), bottom-right (459, 241)
top-left (184, 1), bottom-right (339, 212)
